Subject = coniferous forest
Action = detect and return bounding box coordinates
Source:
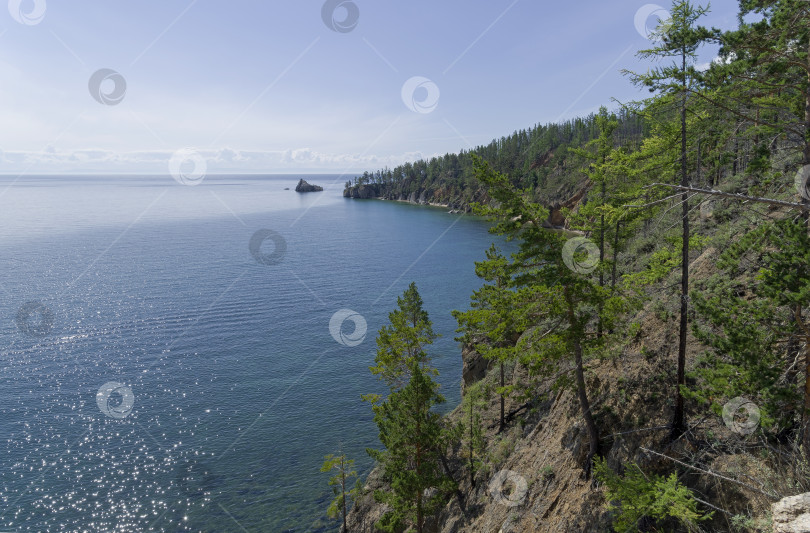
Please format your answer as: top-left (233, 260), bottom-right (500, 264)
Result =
top-left (331, 1), bottom-right (810, 531)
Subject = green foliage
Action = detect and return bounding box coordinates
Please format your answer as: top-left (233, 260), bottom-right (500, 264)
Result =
top-left (689, 217), bottom-right (809, 430)
top-left (320, 453), bottom-right (361, 529)
top-left (371, 281), bottom-right (439, 391)
top-left (458, 381), bottom-right (487, 486)
top-left (594, 457), bottom-right (712, 532)
top-left (367, 284), bottom-right (455, 533)
top-left (462, 154), bottom-right (645, 467)
top-left (367, 363), bottom-right (455, 532)
top-left (350, 0), bottom-right (810, 527)
top-left (346, 109), bottom-right (647, 209)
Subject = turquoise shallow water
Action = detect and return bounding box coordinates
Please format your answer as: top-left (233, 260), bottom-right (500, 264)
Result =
top-left (0, 175), bottom-right (503, 532)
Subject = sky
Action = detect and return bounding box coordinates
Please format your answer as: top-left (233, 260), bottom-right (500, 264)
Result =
top-left (0, 0), bottom-right (741, 175)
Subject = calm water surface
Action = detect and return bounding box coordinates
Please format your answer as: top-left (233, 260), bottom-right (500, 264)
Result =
top-left (0, 175), bottom-right (503, 532)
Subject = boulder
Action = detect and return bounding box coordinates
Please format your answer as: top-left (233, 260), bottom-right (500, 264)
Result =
top-left (773, 492), bottom-right (810, 533)
top-left (461, 344), bottom-right (491, 392)
top-left (295, 179), bottom-right (323, 193)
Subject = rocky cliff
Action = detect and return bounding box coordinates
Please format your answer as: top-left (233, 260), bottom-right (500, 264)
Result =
top-left (342, 183), bottom-right (481, 213)
top-left (345, 245), bottom-right (803, 532)
top-left (343, 183), bottom-right (589, 227)
top-left (296, 179), bottom-right (323, 192)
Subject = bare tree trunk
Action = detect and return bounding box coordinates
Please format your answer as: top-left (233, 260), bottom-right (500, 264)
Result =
top-left (469, 400), bottom-right (475, 487)
top-left (416, 383), bottom-right (423, 533)
top-left (672, 48), bottom-right (690, 439)
top-left (598, 180), bottom-right (606, 338)
top-left (611, 220), bottom-right (620, 291)
top-left (796, 306), bottom-right (810, 457)
top-left (802, 38), bottom-right (810, 458)
top-left (499, 362), bottom-right (505, 433)
top-left (341, 466), bottom-right (348, 533)
top-left (565, 287), bottom-right (599, 473)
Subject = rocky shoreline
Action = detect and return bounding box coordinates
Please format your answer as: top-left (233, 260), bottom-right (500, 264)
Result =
top-left (342, 184), bottom-right (476, 213)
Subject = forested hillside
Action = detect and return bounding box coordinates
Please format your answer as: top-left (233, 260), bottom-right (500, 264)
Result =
top-left (332, 1), bottom-right (810, 531)
top-left (343, 110), bottom-right (647, 212)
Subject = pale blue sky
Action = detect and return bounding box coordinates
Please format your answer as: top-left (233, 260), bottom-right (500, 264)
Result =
top-left (0, 0), bottom-right (739, 174)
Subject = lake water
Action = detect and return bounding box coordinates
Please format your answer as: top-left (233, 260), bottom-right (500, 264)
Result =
top-left (0, 175), bottom-right (502, 532)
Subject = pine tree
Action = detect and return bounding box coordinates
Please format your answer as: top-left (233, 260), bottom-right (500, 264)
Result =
top-left (320, 453), bottom-right (361, 532)
top-left (370, 282), bottom-right (439, 391)
top-left (367, 362), bottom-right (455, 533)
top-left (453, 245), bottom-right (522, 433)
top-left (469, 155), bottom-right (632, 472)
top-left (569, 108), bottom-right (620, 337)
top-left (365, 284), bottom-right (455, 532)
top-left (688, 219), bottom-right (804, 432)
top-left (623, 0), bottom-right (711, 438)
top-left (594, 457), bottom-right (712, 532)
top-left (459, 381), bottom-right (487, 488)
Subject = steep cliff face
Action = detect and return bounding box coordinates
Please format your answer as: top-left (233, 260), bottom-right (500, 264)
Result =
top-left (346, 247), bottom-right (785, 532)
top-left (343, 182), bottom-right (590, 227)
top-left (343, 183), bottom-right (484, 212)
top-left (343, 184), bottom-right (379, 199)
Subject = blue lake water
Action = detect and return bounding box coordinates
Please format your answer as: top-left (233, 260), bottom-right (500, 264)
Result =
top-left (0, 175), bottom-right (503, 532)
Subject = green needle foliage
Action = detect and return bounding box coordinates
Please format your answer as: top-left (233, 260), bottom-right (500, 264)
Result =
top-left (453, 244), bottom-right (524, 432)
top-left (594, 457), bottom-right (712, 532)
top-left (690, 216), bottom-right (810, 436)
top-left (467, 155), bottom-right (639, 471)
top-left (345, 0), bottom-right (810, 525)
top-left (367, 362), bottom-right (455, 533)
top-left (320, 453), bottom-right (361, 532)
top-left (366, 284), bottom-right (455, 533)
top-left (624, 0), bottom-right (712, 438)
top-left (458, 380), bottom-right (487, 488)
top-left (370, 281), bottom-right (439, 392)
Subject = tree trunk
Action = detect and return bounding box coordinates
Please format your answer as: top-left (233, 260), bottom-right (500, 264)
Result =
top-left (341, 466), bottom-right (348, 533)
top-left (565, 287), bottom-right (599, 473)
top-left (796, 306), bottom-right (810, 458)
top-left (672, 48), bottom-right (689, 439)
top-left (469, 400), bottom-right (475, 488)
top-left (598, 180), bottom-right (606, 338)
top-left (415, 378), bottom-right (423, 533)
top-left (733, 135), bottom-right (739, 176)
top-left (574, 334), bottom-right (599, 472)
top-left (802, 38), bottom-right (810, 458)
top-left (611, 220), bottom-right (620, 291)
top-left (499, 362), bottom-right (505, 433)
